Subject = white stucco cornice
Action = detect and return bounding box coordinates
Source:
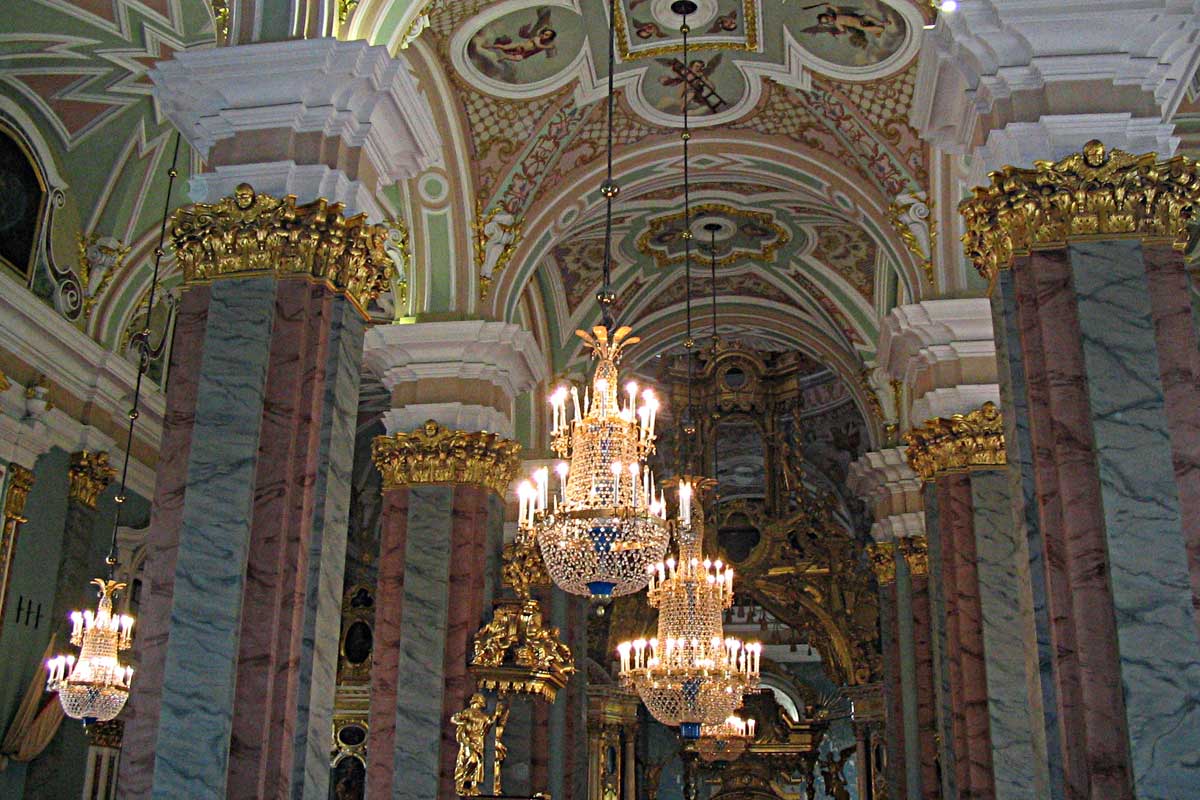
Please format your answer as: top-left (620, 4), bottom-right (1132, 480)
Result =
top-left (911, 0), bottom-right (1199, 170)
top-left (364, 320), bottom-right (548, 437)
top-left (0, 272), bottom-right (161, 497)
top-left (151, 38), bottom-right (441, 188)
top-left (877, 298), bottom-right (1000, 423)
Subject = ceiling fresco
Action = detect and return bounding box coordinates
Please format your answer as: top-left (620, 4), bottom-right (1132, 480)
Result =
top-left (378, 0), bottom-right (934, 380)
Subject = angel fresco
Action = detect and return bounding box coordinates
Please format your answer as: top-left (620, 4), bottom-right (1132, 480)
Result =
top-left (788, 0), bottom-right (910, 69)
top-left (633, 17), bottom-right (669, 39)
top-left (657, 54), bottom-right (727, 113)
top-left (484, 6), bottom-right (558, 62)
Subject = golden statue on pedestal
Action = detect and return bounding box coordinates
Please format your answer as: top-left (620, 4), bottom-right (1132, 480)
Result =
top-left (452, 692), bottom-right (508, 797)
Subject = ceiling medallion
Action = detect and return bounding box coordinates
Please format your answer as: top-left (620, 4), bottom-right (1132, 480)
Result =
top-left (636, 203), bottom-right (790, 268)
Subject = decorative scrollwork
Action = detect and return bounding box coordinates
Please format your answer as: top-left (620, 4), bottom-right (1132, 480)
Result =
top-left (68, 451), bottom-right (116, 510)
top-left (960, 140), bottom-right (1200, 282)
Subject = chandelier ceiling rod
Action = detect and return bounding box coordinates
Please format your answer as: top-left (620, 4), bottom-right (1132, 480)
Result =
top-left (598, 0), bottom-right (619, 328)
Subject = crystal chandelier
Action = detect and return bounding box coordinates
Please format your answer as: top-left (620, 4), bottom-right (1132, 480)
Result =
top-left (46, 579), bottom-right (135, 724)
top-left (45, 133), bottom-right (183, 724)
top-left (523, 326), bottom-right (671, 597)
top-left (698, 714), bottom-right (756, 763)
top-left (617, 480), bottom-right (760, 738)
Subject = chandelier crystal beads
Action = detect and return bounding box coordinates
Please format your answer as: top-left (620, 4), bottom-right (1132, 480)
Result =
top-left (698, 714), bottom-right (756, 763)
top-left (46, 579), bottom-right (135, 724)
top-left (524, 325), bottom-right (671, 598)
top-left (617, 481), bottom-right (760, 737)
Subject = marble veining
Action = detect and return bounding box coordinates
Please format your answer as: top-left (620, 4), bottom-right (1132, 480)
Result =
top-left (1071, 241), bottom-right (1200, 798)
top-left (394, 485), bottom-right (455, 800)
top-left (972, 470), bottom-right (1039, 800)
top-left (293, 297), bottom-right (364, 798)
top-left (548, 589), bottom-right (568, 800)
top-left (153, 278), bottom-right (277, 800)
top-left (367, 489), bottom-right (409, 799)
top-left (923, 484), bottom-right (957, 800)
top-left (992, 272), bottom-right (1058, 800)
top-left (1142, 246), bottom-right (1200, 624)
top-left (118, 287), bottom-right (209, 800)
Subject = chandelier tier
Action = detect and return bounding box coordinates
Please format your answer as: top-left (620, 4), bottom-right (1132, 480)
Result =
top-left (525, 325), bottom-right (671, 597)
top-left (617, 480), bottom-right (760, 738)
top-left (46, 579), bottom-right (135, 724)
top-left (698, 714), bottom-right (756, 763)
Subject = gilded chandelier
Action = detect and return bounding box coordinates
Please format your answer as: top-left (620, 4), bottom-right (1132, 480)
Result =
top-left (46, 579), bottom-right (135, 724)
top-left (617, 481), bottom-right (760, 738)
top-left (523, 325), bottom-right (671, 597)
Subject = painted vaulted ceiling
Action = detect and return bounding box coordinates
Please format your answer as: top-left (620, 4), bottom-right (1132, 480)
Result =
top-left (1, 0), bottom-right (939, 437)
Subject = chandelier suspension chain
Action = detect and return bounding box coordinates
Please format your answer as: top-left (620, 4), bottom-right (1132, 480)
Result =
top-left (108, 131), bottom-right (182, 576)
top-left (681, 6), bottom-right (697, 468)
top-left (710, 226), bottom-right (719, 500)
top-left (599, 0), bottom-right (619, 327)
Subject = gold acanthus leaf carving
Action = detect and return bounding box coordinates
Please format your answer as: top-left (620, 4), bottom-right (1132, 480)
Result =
top-left (68, 451), bottom-right (117, 510)
top-left (501, 530), bottom-right (551, 601)
top-left (960, 140), bottom-right (1200, 282)
top-left (903, 402), bottom-right (1006, 481)
top-left (865, 541), bottom-right (896, 585)
top-left (897, 535), bottom-right (929, 577)
top-left (371, 420), bottom-right (521, 495)
top-left (171, 183), bottom-right (393, 319)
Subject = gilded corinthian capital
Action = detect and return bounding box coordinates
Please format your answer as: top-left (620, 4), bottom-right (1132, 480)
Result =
top-left (69, 451), bottom-right (117, 509)
top-left (372, 419), bottom-right (521, 495)
top-left (896, 536), bottom-right (929, 577)
top-left (903, 402), bottom-right (1006, 481)
top-left (171, 183), bottom-right (393, 317)
top-left (960, 140), bottom-right (1200, 282)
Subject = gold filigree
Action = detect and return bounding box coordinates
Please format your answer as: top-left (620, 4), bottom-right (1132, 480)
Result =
top-left (171, 183), bottom-right (392, 319)
top-left (888, 198), bottom-right (935, 285)
top-left (903, 402), bottom-right (1006, 480)
top-left (372, 420), bottom-right (520, 494)
top-left (474, 201), bottom-right (523, 300)
top-left (470, 598), bottom-right (575, 702)
top-left (86, 719), bottom-right (124, 749)
top-left (25, 375), bottom-right (53, 411)
top-left (76, 233), bottom-right (131, 321)
top-left (501, 530), bottom-right (551, 600)
top-left (0, 370), bottom-right (9, 393)
top-left (858, 369), bottom-right (884, 421)
top-left (960, 140), bottom-right (1200, 282)
top-left (896, 535), bottom-right (928, 577)
top-left (3, 464), bottom-right (34, 522)
top-left (382, 215), bottom-right (411, 312)
top-left (68, 451), bottom-right (116, 510)
top-left (865, 541), bottom-right (895, 585)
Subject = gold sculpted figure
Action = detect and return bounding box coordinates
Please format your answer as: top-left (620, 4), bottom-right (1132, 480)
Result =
top-left (452, 692), bottom-right (504, 796)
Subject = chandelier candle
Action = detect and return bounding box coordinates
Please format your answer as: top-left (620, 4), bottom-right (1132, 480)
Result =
top-left (528, 325), bottom-right (671, 597)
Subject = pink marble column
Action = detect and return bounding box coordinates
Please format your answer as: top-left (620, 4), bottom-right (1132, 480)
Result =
top-left (117, 287), bottom-right (209, 799)
top-left (438, 484), bottom-right (494, 800)
top-left (910, 573), bottom-right (940, 800)
top-left (228, 281), bottom-right (332, 798)
top-left (880, 581), bottom-right (908, 800)
top-left (936, 478), bottom-right (970, 799)
top-left (1144, 245), bottom-right (1200, 626)
top-left (938, 474), bottom-right (995, 800)
top-left (367, 488), bottom-right (410, 800)
top-left (1015, 250), bottom-right (1132, 799)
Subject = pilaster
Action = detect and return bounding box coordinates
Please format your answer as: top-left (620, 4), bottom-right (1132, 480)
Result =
top-left (118, 186), bottom-right (390, 800)
top-left (367, 421), bottom-right (520, 800)
top-left (0, 464), bottom-right (34, 641)
top-left (960, 142), bottom-right (1200, 798)
top-left (150, 38), bottom-right (440, 220)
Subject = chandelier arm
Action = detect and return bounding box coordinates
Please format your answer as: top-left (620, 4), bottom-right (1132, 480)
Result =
top-left (599, 0), bottom-right (618, 327)
top-left (108, 130), bottom-right (182, 577)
